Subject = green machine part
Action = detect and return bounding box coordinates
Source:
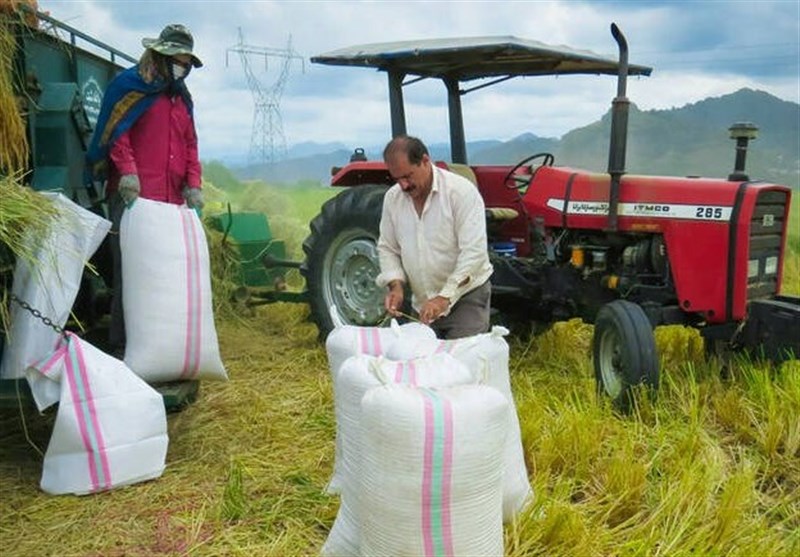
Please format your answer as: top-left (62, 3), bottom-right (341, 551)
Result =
top-left (14, 11), bottom-right (135, 203)
top-left (0, 10), bottom-right (199, 412)
top-left (209, 211), bottom-right (289, 289)
top-left (30, 82), bottom-right (91, 200)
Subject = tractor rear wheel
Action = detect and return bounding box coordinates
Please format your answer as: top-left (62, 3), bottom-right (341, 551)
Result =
top-left (592, 300), bottom-right (660, 413)
top-left (301, 185), bottom-right (389, 340)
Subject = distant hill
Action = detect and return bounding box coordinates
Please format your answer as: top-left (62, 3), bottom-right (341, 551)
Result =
top-left (287, 141), bottom-right (349, 159)
top-left (231, 88), bottom-right (799, 188)
top-left (553, 88), bottom-right (799, 187)
top-left (429, 139), bottom-right (504, 162)
top-left (471, 133), bottom-right (560, 165)
top-left (236, 149), bottom-right (352, 185)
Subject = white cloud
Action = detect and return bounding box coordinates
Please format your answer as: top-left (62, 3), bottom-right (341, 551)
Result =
top-left (37, 0), bottom-right (799, 162)
top-left (634, 71), bottom-right (800, 111)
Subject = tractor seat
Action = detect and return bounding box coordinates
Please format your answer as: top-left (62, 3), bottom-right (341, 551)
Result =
top-left (446, 163), bottom-right (520, 222)
top-left (447, 162), bottom-right (479, 186)
top-left (485, 207), bottom-right (519, 221)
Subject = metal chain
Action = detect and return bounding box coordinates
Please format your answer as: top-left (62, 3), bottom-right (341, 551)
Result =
top-left (9, 293), bottom-right (67, 338)
top-left (5, 293), bottom-right (49, 459)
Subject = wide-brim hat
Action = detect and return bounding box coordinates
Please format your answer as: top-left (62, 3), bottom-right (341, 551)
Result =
top-left (142, 24), bottom-right (203, 67)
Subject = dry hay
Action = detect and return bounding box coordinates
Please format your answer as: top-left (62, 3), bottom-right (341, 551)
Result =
top-left (0, 181), bottom-right (334, 555)
top-left (203, 221), bottom-right (243, 322)
top-left (0, 299), bottom-right (798, 555)
top-left (0, 303), bottom-right (337, 556)
top-left (0, 10), bottom-right (30, 174)
top-left (200, 179), bottom-right (314, 313)
top-left (0, 172), bottom-right (56, 332)
top-left (0, 183), bottom-right (797, 555)
top-left (195, 178), bottom-right (256, 320)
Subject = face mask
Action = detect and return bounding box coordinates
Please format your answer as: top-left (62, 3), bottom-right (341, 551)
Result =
top-left (171, 62), bottom-right (189, 80)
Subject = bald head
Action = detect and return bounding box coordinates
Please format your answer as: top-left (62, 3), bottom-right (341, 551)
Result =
top-left (383, 135), bottom-right (434, 205)
top-left (383, 135), bottom-right (429, 165)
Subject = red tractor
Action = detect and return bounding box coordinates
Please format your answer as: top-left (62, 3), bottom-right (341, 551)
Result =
top-left (300, 24), bottom-right (799, 410)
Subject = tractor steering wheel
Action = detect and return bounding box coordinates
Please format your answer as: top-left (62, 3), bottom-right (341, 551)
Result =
top-left (503, 152), bottom-right (555, 190)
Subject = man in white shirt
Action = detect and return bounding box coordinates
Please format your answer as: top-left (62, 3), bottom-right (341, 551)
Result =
top-left (376, 135), bottom-right (494, 339)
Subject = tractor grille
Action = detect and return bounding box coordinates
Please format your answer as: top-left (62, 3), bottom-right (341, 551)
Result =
top-left (747, 190), bottom-right (788, 299)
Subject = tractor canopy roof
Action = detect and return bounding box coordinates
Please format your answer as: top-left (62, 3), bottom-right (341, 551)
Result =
top-left (310, 35), bottom-right (652, 80)
top-left (311, 29), bottom-right (651, 164)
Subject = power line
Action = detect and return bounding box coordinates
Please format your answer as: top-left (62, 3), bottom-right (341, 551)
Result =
top-left (226, 28), bottom-right (304, 166)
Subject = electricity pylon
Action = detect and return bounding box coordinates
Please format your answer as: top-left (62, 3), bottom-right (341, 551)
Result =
top-left (226, 28), bottom-right (304, 166)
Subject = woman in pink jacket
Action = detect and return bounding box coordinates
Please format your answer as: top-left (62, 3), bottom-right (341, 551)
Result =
top-left (87, 23), bottom-right (204, 355)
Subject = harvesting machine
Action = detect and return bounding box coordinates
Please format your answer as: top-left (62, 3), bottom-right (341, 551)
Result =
top-left (300, 25), bottom-right (799, 410)
top-left (0, 7), bottom-right (139, 405)
top-left (0, 7), bottom-right (285, 409)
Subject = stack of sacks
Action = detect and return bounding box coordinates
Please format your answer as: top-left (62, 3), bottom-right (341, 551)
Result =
top-left (325, 319), bottom-right (437, 381)
top-left (387, 325), bottom-right (533, 521)
top-left (324, 320), bottom-right (436, 493)
top-left (121, 198), bottom-right (226, 382)
top-left (322, 353), bottom-right (474, 556)
top-left (359, 383), bottom-right (509, 557)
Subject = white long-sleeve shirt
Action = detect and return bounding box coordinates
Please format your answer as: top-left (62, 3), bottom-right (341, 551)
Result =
top-left (376, 164), bottom-right (493, 314)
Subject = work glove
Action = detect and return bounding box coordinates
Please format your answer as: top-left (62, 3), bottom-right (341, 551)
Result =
top-left (182, 186), bottom-right (204, 210)
top-left (118, 174), bottom-right (140, 206)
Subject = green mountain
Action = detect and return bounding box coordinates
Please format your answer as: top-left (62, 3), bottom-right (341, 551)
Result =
top-left (471, 133), bottom-right (560, 165)
top-left (502, 88), bottom-right (799, 187)
top-left (234, 88), bottom-right (799, 188)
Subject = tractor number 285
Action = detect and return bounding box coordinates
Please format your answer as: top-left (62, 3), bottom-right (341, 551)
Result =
top-left (696, 207), bottom-right (724, 219)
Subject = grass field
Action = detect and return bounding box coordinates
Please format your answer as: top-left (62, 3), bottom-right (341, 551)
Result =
top-left (0, 181), bottom-right (797, 556)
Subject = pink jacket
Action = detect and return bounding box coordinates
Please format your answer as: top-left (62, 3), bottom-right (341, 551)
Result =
top-left (107, 93), bottom-right (201, 204)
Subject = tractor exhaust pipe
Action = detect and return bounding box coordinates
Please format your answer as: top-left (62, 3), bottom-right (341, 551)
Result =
top-left (607, 23), bottom-right (630, 232)
top-left (728, 122), bottom-right (758, 181)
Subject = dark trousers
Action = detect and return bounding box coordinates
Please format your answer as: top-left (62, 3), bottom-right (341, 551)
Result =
top-left (430, 280), bottom-right (492, 340)
top-left (108, 194), bottom-right (125, 350)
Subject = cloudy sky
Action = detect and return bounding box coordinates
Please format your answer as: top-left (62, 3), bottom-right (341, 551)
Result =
top-left (37, 0), bottom-right (799, 164)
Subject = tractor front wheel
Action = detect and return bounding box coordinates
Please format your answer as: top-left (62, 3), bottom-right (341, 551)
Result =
top-left (301, 185), bottom-right (389, 339)
top-left (592, 300), bottom-right (660, 412)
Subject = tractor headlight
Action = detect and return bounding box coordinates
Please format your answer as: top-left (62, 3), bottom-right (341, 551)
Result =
top-left (748, 259), bottom-right (759, 278)
top-left (765, 256), bottom-right (778, 275)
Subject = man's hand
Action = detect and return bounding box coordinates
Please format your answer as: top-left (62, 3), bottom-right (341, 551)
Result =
top-left (118, 174), bottom-right (140, 206)
top-left (183, 186), bottom-right (204, 210)
top-left (419, 296), bottom-right (450, 325)
top-left (384, 280), bottom-right (404, 316)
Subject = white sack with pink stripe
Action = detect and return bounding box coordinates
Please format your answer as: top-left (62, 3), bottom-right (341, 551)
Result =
top-left (360, 383), bottom-right (508, 557)
top-left (386, 325), bottom-right (533, 522)
top-left (324, 318), bottom-right (436, 380)
top-left (25, 333), bottom-right (168, 495)
top-left (121, 199), bottom-right (226, 382)
top-left (1, 193), bottom-right (110, 379)
top-left (323, 319), bottom-right (436, 495)
top-left (322, 353), bottom-right (474, 557)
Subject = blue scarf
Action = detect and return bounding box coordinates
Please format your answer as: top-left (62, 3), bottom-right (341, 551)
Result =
top-left (85, 65), bottom-right (193, 183)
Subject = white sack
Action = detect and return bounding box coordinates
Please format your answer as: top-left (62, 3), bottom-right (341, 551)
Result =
top-left (360, 384), bottom-right (508, 557)
top-left (324, 320), bottom-right (436, 495)
top-left (387, 325), bottom-right (533, 521)
top-left (322, 353), bottom-right (475, 557)
top-left (25, 332), bottom-right (168, 495)
top-left (121, 198), bottom-right (226, 382)
top-left (325, 319), bottom-right (436, 379)
top-left (1, 193), bottom-right (110, 379)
